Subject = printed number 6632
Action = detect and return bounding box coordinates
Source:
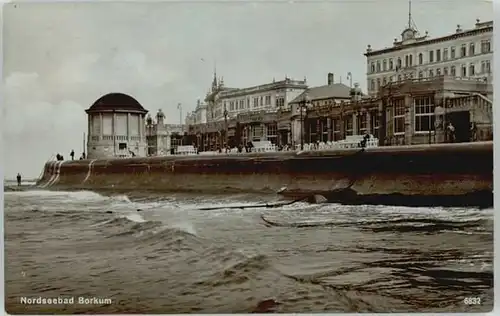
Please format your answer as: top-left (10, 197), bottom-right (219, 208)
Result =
top-left (463, 297), bottom-right (481, 305)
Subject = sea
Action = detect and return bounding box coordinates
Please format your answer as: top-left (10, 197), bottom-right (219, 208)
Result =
top-left (3, 181), bottom-right (494, 313)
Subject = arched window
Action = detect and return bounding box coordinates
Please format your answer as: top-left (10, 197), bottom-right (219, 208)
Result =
top-left (371, 62), bottom-right (375, 73)
top-left (450, 66), bottom-right (456, 76)
top-left (389, 59), bottom-right (394, 70)
top-left (370, 79), bottom-right (375, 90)
top-left (376, 61), bottom-right (381, 72)
top-left (409, 55), bottom-right (413, 66)
top-left (397, 58), bottom-right (402, 69)
top-left (383, 59), bottom-right (387, 71)
top-left (418, 53), bottom-right (423, 65)
top-left (405, 55), bottom-right (409, 67)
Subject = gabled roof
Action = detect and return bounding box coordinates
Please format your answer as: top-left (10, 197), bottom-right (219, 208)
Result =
top-left (289, 83), bottom-right (352, 104)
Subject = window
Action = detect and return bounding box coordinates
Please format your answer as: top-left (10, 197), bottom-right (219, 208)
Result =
top-left (266, 123), bottom-right (277, 143)
top-left (451, 65), bottom-right (456, 76)
top-left (383, 59), bottom-right (387, 71)
top-left (371, 62), bottom-right (375, 73)
top-left (382, 77), bottom-right (387, 85)
top-left (260, 96), bottom-right (263, 106)
top-left (436, 49), bottom-right (441, 62)
top-left (451, 46), bottom-right (456, 59)
top-left (247, 98), bottom-right (250, 108)
top-left (376, 78), bottom-right (381, 90)
top-left (429, 51), bottom-right (434, 63)
top-left (357, 113), bottom-right (367, 135)
top-left (370, 79), bottom-right (375, 91)
top-left (345, 115), bottom-right (353, 136)
top-left (418, 71), bottom-right (423, 79)
top-left (414, 96), bottom-right (435, 133)
top-left (436, 68), bottom-right (441, 76)
top-left (460, 44), bottom-right (466, 57)
top-left (481, 40), bottom-right (491, 53)
top-left (265, 95), bottom-right (271, 105)
top-left (393, 98), bottom-right (405, 134)
top-left (469, 64), bottom-right (475, 76)
top-left (482, 60), bottom-right (491, 74)
top-left (376, 61), bottom-right (381, 72)
top-left (405, 55), bottom-right (409, 67)
top-left (118, 143), bottom-right (127, 150)
top-left (443, 48), bottom-right (449, 61)
top-left (370, 110), bottom-right (379, 135)
top-left (397, 75), bottom-right (402, 82)
top-left (469, 43), bottom-right (475, 56)
top-left (418, 53), bottom-right (423, 65)
top-left (443, 67), bottom-right (449, 75)
top-left (397, 58), bottom-right (402, 69)
top-left (389, 58), bottom-right (394, 70)
top-left (409, 54), bottom-right (413, 66)
top-left (461, 65), bottom-right (467, 77)
top-left (253, 97), bottom-right (259, 108)
top-left (429, 69), bottom-right (434, 77)
top-left (240, 100), bottom-right (245, 109)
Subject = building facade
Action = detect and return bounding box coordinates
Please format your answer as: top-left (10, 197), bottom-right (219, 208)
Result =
top-left (186, 77), bottom-right (492, 150)
top-left (187, 75), bottom-right (308, 151)
top-left (145, 109), bottom-right (186, 156)
top-left (185, 99), bottom-right (208, 126)
top-left (86, 93), bottom-right (148, 159)
top-left (365, 19), bottom-right (493, 96)
top-left (287, 73), bottom-right (354, 144)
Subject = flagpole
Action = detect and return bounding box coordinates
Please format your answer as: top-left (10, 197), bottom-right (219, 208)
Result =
top-left (83, 132), bottom-right (86, 158)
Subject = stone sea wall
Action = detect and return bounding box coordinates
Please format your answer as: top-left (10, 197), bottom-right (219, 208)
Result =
top-left (37, 142), bottom-right (493, 207)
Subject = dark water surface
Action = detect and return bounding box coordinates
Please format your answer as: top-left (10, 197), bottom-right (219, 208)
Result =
top-left (4, 187), bottom-right (493, 313)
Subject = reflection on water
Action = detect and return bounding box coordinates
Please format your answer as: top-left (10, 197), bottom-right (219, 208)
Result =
top-left (4, 189), bottom-right (493, 313)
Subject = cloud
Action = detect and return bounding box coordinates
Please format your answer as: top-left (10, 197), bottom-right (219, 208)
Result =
top-left (3, 49), bottom-right (183, 179)
top-left (4, 71), bottom-right (87, 179)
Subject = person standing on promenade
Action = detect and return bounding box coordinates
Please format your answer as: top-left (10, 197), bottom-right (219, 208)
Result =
top-left (16, 173), bottom-right (21, 186)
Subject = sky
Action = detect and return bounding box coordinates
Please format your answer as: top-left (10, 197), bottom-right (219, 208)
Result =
top-left (1, 0), bottom-right (493, 179)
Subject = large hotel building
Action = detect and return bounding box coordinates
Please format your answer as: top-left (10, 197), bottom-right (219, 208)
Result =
top-left (179, 18), bottom-right (492, 151)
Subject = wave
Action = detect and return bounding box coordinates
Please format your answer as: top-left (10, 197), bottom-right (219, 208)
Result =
top-left (4, 189), bottom-right (108, 201)
top-left (260, 214), bottom-right (490, 231)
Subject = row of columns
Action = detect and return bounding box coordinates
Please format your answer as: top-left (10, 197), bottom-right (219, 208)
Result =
top-left (90, 112), bottom-right (145, 140)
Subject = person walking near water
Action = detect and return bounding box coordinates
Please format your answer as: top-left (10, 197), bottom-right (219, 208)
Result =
top-left (70, 150), bottom-right (75, 160)
top-left (16, 173), bottom-right (21, 186)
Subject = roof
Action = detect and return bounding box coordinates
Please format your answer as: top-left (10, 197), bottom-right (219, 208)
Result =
top-left (289, 83), bottom-right (352, 104)
top-left (365, 21), bottom-right (493, 57)
top-left (86, 93), bottom-right (148, 114)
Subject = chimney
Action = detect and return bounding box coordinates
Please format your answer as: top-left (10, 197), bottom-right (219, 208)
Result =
top-left (327, 73), bottom-right (334, 85)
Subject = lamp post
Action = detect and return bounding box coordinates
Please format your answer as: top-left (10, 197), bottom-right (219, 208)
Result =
top-left (224, 107), bottom-right (228, 149)
top-left (300, 92), bottom-right (310, 150)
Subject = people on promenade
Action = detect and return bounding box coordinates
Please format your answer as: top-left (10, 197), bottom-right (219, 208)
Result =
top-left (70, 150), bottom-right (75, 160)
top-left (447, 122), bottom-right (456, 143)
top-left (16, 173), bottom-right (21, 186)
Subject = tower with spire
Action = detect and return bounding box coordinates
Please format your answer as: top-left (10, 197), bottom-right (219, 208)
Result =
top-left (401, 0), bottom-right (419, 42)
